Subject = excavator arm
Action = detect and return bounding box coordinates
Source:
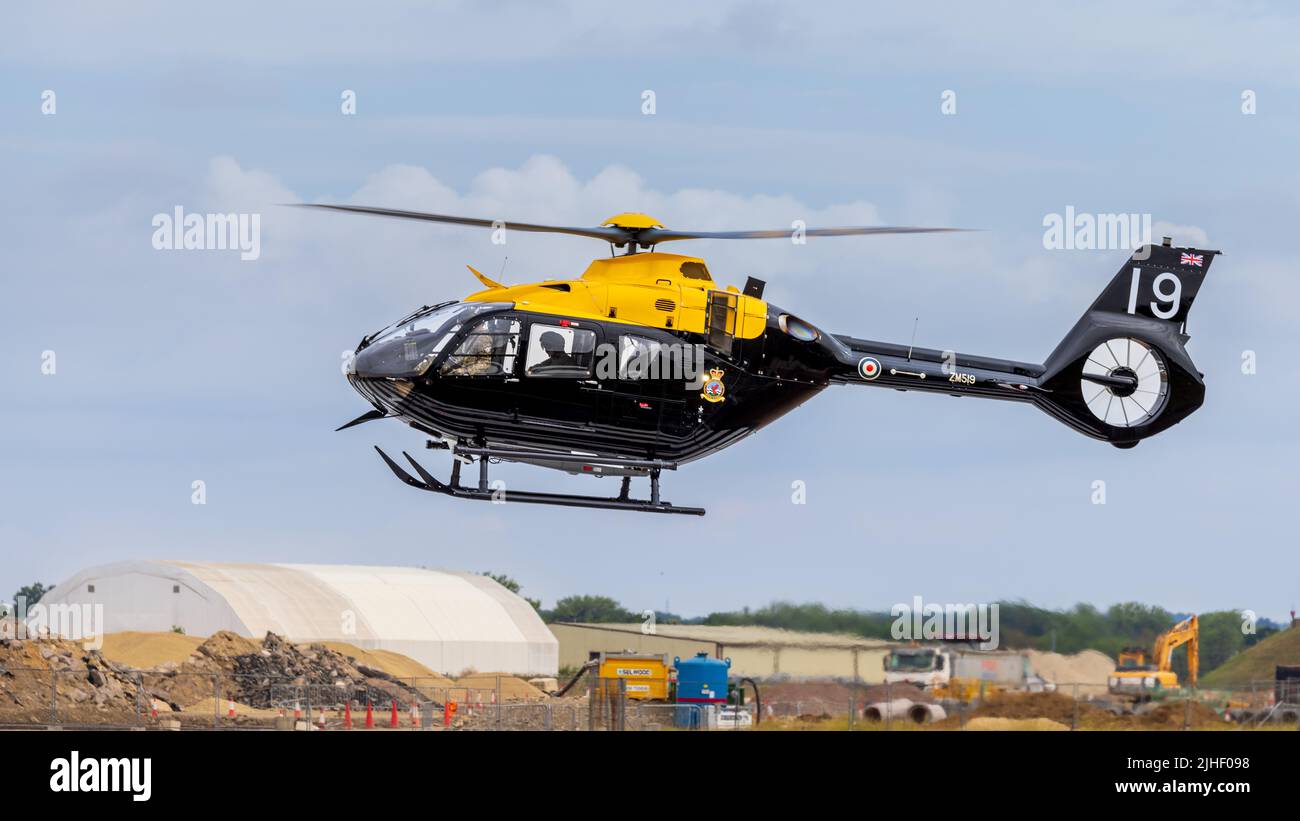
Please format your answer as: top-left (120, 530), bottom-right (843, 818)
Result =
top-left (1153, 615), bottom-right (1199, 687)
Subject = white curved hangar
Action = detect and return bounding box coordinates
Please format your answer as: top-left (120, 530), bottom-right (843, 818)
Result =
top-left (38, 560), bottom-right (557, 676)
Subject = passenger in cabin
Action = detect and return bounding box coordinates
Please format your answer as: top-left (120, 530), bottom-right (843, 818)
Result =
top-left (534, 331), bottom-right (577, 371)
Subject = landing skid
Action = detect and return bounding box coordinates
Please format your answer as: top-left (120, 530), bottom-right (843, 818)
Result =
top-left (373, 446), bottom-right (706, 516)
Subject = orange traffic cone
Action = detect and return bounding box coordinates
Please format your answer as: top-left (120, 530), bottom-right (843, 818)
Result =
top-left (293, 701), bottom-right (302, 720)
top-left (227, 700), bottom-right (236, 719)
top-left (150, 700), bottom-right (158, 719)
top-left (344, 701), bottom-right (353, 729)
top-left (389, 700), bottom-right (399, 728)
top-left (317, 708), bottom-right (327, 729)
top-left (364, 700), bottom-right (374, 729)
top-left (409, 702), bottom-right (420, 728)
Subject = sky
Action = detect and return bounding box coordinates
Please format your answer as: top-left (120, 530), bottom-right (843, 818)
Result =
top-left (2, 1), bottom-right (1297, 621)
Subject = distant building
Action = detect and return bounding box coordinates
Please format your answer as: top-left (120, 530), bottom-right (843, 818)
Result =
top-left (37, 560), bottom-right (557, 675)
top-left (551, 622), bottom-right (894, 680)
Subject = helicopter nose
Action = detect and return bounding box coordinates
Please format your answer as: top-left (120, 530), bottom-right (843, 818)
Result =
top-left (352, 338), bottom-right (440, 379)
top-left (348, 373), bottom-right (415, 412)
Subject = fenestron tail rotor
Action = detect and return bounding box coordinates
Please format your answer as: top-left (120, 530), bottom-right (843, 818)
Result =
top-left (288, 204), bottom-right (969, 252)
top-left (1081, 338), bottom-right (1169, 428)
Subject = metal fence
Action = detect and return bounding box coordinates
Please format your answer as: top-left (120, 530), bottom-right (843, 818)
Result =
top-left (0, 668), bottom-right (719, 731)
top-left (1, 666), bottom-right (1295, 731)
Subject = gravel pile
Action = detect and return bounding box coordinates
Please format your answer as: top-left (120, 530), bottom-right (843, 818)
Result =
top-left (0, 636), bottom-right (143, 724)
top-left (144, 631), bottom-right (431, 711)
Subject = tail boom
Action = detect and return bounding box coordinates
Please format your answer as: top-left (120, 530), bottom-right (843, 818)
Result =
top-left (831, 242), bottom-right (1217, 447)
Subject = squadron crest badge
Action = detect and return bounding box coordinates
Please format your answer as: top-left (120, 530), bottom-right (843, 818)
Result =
top-left (701, 367), bottom-right (727, 403)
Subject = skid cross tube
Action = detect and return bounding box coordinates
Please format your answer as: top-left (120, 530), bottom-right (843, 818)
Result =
top-left (450, 445), bottom-right (680, 472)
top-left (373, 447), bottom-right (705, 516)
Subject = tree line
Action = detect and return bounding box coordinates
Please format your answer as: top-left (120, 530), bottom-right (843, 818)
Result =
top-left (488, 577), bottom-right (1282, 676)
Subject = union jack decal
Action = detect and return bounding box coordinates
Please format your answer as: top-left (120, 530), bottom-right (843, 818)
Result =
top-left (1180, 252), bottom-right (1203, 267)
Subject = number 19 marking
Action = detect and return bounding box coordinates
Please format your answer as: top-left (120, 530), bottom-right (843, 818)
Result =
top-left (1127, 267), bottom-right (1182, 320)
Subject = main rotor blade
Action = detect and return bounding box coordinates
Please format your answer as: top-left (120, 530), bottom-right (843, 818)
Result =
top-left (287, 204), bottom-right (630, 242)
top-left (637, 226), bottom-right (972, 243)
top-left (289, 204), bottom-right (972, 245)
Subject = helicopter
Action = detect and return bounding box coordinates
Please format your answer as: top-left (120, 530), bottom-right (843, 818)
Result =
top-left (299, 204), bottom-right (1217, 516)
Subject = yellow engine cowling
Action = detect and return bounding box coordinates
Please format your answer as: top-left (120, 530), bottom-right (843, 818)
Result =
top-left (465, 251), bottom-right (767, 338)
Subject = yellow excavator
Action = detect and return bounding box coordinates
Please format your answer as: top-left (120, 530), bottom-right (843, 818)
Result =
top-left (1109, 615), bottom-right (1198, 699)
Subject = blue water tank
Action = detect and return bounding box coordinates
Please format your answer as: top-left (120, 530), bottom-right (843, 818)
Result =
top-left (674, 653), bottom-right (730, 729)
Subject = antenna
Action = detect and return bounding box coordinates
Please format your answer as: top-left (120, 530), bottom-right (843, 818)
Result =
top-left (907, 317), bottom-right (919, 361)
top-left (498, 256), bottom-right (508, 283)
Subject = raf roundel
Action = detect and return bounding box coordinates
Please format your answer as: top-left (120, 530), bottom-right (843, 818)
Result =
top-left (858, 356), bottom-right (882, 381)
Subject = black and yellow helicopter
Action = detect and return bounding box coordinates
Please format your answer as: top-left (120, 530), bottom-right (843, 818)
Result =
top-left (301, 204), bottom-right (1217, 516)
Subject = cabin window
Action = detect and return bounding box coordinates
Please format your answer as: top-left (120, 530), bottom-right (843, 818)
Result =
top-left (619, 335), bottom-right (669, 380)
top-left (439, 317), bottom-right (520, 376)
top-left (524, 323), bottom-right (596, 378)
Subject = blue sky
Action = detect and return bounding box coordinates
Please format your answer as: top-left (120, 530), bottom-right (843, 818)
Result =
top-left (2, 2), bottom-right (1297, 620)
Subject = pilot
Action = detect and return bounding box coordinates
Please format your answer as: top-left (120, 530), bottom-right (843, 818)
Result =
top-left (535, 330), bottom-right (576, 370)
top-left (442, 329), bottom-right (501, 376)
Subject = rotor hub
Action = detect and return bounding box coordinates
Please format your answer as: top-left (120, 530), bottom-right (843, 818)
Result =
top-left (1108, 366), bottom-right (1139, 398)
top-left (600, 213), bottom-right (664, 230)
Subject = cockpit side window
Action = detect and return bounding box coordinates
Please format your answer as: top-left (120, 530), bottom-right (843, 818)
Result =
top-left (618, 335), bottom-right (668, 380)
top-left (524, 323), bottom-right (596, 378)
top-left (439, 317), bottom-right (520, 377)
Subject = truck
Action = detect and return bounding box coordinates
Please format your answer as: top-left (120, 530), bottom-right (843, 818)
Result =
top-left (882, 645), bottom-right (1051, 700)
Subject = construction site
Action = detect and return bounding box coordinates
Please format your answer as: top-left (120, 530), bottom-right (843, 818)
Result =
top-left (3, 560), bottom-right (1297, 732)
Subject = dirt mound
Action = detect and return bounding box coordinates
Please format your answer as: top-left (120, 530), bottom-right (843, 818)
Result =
top-left (0, 637), bottom-right (141, 725)
top-left (1025, 649), bottom-right (1114, 691)
top-left (758, 679), bottom-right (872, 709)
top-left (1202, 626), bottom-right (1300, 687)
top-left (98, 631), bottom-right (449, 686)
top-left (964, 716), bottom-right (1069, 731)
top-left (99, 631), bottom-right (203, 669)
top-left (761, 680), bottom-right (852, 701)
top-left (144, 632), bottom-right (431, 711)
top-left (1134, 700), bottom-right (1227, 729)
top-left (454, 673), bottom-right (546, 701)
top-left (322, 642), bottom-right (452, 685)
top-left (945, 691), bottom-right (1227, 730)
top-left (760, 680), bottom-right (933, 712)
top-left (964, 691), bottom-right (1103, 724)
top-left (195, 630), bottom-right (261, 661)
